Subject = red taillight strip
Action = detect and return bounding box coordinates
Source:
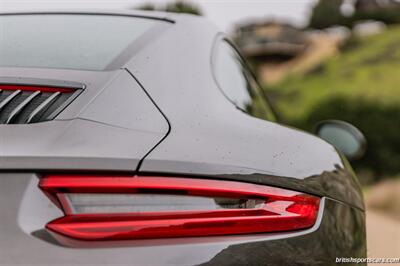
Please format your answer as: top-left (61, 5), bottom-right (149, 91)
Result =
top-left (47, 209), bottom-right (316, 240)
top-left (39, 175), bottom-right (320, 241)
top-left (0, 84), bottom-right (73, 93)
top-left (40, 175), bottom-right (301, 198)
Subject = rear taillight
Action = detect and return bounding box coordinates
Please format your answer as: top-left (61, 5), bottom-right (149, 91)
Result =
top-left (0, 84), bottom-right (74, 93)
top-left (39, 175), bottom-right (320, 241)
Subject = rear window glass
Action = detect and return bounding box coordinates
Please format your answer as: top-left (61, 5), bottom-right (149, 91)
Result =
top-left (0, 14), bottom-right (162, 71)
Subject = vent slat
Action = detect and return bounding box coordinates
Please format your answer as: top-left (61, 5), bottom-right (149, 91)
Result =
top-left (0, 84), bottom-right (80, 124)
top-left (0, 90), bottom-right (22, 111)
top-left (5, 91), bottom-right (41, 124)
top-left (26, 92), bottom-right (61, 124)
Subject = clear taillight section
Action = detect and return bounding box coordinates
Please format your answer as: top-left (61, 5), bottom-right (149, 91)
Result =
top-left (39, 175), bottom-right (320, 241)
top-left (61, 193), bottom-right (266, 214)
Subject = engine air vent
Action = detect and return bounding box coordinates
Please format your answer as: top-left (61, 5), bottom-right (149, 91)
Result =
top-left (0, 84), bottom-right (81, 124)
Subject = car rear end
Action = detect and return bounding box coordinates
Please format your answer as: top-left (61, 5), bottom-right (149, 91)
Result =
top-left (0, 11), bottom-right (366, 266)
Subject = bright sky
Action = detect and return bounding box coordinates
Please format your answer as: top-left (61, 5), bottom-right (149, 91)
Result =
top-left (0, 0), bottom-right (317, 32)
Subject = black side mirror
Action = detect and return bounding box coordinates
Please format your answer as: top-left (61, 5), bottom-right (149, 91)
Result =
top-left (315, 120), bottom-right (367, 160)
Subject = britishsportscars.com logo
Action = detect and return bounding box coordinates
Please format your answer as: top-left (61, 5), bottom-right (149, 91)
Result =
top-left (336, 257), bottom-right (400, 264)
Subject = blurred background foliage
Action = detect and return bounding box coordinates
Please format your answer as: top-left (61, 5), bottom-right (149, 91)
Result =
top-left (231, 0), bottom-right (400, 185)
top-left (309, 0), bottom-right (400, 29)
top-left (267, 2), bottom-right (400, 184)
top-left (136, 0), bottom-right (202, 15)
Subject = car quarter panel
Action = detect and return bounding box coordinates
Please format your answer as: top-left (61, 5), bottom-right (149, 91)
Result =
top-left (123, 15), bottom-right (364, 210)
top-left (0, 68), bottom-right (169, 171)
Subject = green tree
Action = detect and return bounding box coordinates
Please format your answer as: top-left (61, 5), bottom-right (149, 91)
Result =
top-left (136, 3), bottom-right (156, 11)
top-left (353, 9), bottom-right (400, 25)
top-left (165, 1), bottom-right (202, 15)
top-left (309, 0), bottom-right (347, 29)
top-left (135, 1), bottom-right (202, 16)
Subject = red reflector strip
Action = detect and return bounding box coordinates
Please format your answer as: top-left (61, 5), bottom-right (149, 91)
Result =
top-left (39, 175), bottom-right (320, 241)
top-left (0, 84), bottom-right (73, 93)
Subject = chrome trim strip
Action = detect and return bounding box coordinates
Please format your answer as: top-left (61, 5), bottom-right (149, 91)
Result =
top-left (0, 77), bottom-right (85, 90)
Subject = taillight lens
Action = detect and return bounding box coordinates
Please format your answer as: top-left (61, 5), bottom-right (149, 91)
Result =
top-left (0, 84), bottom-right (73, 93)
top-left (39, 175), bottom-right (320, 241)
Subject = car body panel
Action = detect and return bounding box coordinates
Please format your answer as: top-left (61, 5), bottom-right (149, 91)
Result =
top-left (0, 68), bottom-right (169, 171)
top-left (122, 15), bottom-right (364, 210)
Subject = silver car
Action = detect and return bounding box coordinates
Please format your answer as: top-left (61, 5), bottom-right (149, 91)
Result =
top-left (0, 10), bottom-right (366, 266)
